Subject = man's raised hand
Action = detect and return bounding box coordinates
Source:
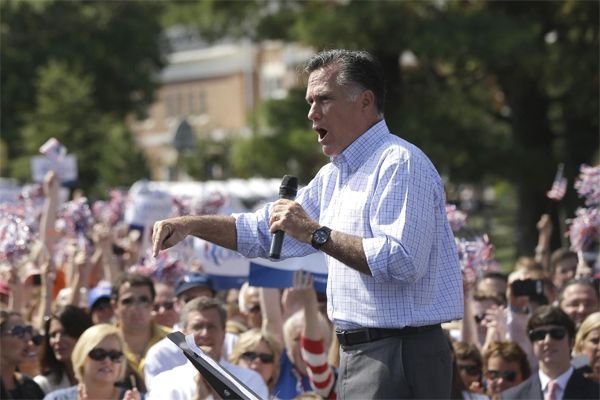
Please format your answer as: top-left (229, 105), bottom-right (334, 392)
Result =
top-left (152, 217), bottom-right (188, 257)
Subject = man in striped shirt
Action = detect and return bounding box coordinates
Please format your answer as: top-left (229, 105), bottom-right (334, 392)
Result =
top-left (153, 49), bottom-right (463, 398)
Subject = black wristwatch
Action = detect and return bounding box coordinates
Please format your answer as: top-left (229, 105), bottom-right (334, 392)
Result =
top-left (311, 226), bottom-right (332, 249)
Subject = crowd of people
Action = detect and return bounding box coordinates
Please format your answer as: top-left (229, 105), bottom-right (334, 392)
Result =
top-left (1, 49), bottom-right (599, 400)
top-left (1, 178), bottom-right (598, 400)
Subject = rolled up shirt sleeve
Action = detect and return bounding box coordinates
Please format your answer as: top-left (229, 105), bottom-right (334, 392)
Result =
top-left (363, 154), bottom-right (436, 283)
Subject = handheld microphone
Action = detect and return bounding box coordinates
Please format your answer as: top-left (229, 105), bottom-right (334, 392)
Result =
top-left (269, 175), bottom-right (298, 259)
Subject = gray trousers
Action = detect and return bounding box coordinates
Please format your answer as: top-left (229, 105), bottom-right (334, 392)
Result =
top-left (336, 325), bottom-right (452, 399)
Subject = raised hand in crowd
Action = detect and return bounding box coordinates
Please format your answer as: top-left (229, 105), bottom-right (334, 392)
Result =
top-left (534, 213), bottom-right (552, 270)
top-left (481, 304), bottom-right (508, 351)
top-left (575, 250), bottom-right (593, 279)
top-left (34, 249), bottom-right (56, 330)
top-left (91, 222), bottom-right (120, 283)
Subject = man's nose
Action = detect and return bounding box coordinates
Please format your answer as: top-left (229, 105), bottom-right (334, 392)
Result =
top-left (308, 103), bottom-right (320, 120)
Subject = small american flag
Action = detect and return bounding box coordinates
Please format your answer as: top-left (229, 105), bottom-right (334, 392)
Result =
top-left (547, 164), bottom-right (567, 201)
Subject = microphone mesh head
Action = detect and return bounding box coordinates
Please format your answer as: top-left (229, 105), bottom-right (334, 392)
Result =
top-left (279, 175), bottom-right (298, 198)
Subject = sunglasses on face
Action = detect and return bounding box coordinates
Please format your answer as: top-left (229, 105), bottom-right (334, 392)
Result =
top-left (4, 325), bottom-right (43, 345)
top-left (153, 301), bottom-right (174, 312)
top-left (528, 328), bottom-right (566, 342)
top-left (248, 305), bottom-right (261, 314)
top-left (119, 296), bottom-right (151, 307)
top-left (474, 314), bottom-right (486, 324)
top-left (458, 364), bottom-right (481, 376)
top-left (486, 370), bottom-right (518, 382)
top-left (4, 324), bottom-right (33, 339)
top-left (88, 348), bottom-right (124, 363)
top-left (241, 351), bottom-right (274, 364)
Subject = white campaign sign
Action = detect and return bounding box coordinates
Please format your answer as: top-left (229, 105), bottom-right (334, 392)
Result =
top-left (31, 155), bottom-right (78, 183)
top-left (124, 190), bottom-right (173, 228)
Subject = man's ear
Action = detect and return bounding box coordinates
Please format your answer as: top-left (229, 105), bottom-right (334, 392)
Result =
top-left (360, 90), bottom-right (375, 111)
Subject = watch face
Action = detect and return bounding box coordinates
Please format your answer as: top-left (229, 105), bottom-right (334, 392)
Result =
top-left (314, 230), bottom-right (328, 244)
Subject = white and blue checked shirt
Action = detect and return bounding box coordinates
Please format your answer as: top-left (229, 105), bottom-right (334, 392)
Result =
top-left (235, 120), bottom-right (463, 330)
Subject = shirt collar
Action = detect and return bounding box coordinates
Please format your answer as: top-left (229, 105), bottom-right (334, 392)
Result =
top-left (538, 366), bottom-right (574, 391)
top-left (331, 119), bottom-right (389, 172)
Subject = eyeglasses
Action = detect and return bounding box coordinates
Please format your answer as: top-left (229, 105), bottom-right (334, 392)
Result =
top-left (241, 351), bottom-right (275, 364)
top-left (486, 370), bottom-right (518, 382)
top-left (153, 301), bottom-right (174, 312)
top-left (458, 364), bottom-right (481, 376)
top-left (88, 348), bottom-right (124, 363)
top-left (119, 296), bottom-right (151, 307)
top-left (528, 328), bottom-right (566, 342)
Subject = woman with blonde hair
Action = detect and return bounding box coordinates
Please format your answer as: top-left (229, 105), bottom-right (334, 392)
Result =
top-left (44, 324), bottom-right (140, 400)
top-left (574, 311), bottom-right (600, 382)
top-left (229, 328), bottom-right (283, 395)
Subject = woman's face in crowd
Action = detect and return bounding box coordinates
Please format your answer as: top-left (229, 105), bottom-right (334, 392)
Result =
top-left (485, 356), bottom-right (523, 395)
top-left (456, 358), bottom-right (481, 389)
top-left (1, 316), bottom-right (36, 366)
top-left (83, 335), bottom-right (123, 384)
top-left (49, 318), bottom-right (77, 363)
top-left (238, 339), bottom-right (275, 385)
top-left (581, 327), bottom-right (600, 373)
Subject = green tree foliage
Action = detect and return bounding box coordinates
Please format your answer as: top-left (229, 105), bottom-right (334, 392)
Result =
top-left (240, 0), bottom-right (597, 253)
top-left (16, 61), bottom-right (148, 197)
top-left (228, 88), bottom-right (326, 184)
top-left (1, 0), bottom-right (163, 195)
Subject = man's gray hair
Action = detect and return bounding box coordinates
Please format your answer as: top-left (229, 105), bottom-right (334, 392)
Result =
top-left (303, 49), bottom-right (386, 114)
top-left (180, 296), bottom-right (227, 330)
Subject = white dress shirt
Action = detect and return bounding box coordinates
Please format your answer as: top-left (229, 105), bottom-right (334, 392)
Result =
top-left (539, 366), bottom-right (573, 400)
top-left (147, 359), bottom-right (268, 400)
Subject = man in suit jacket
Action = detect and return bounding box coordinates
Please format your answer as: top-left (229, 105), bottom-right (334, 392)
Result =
top-left (501, 305), bottom-right (599, 399)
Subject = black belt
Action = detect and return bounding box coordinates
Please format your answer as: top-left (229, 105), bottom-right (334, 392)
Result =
top-left (336, 324), bottom-right (439, 347)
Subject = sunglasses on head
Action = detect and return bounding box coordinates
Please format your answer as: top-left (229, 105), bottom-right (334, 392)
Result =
top-left (88, 347), bottom-right (124, 363)
top-left (458, 364), bottom-right (481, 376)
top-left (153, 301), bottom-right (174, 312)
top-left (486, 370), bottom-right (518, 382)
top-left (241, 351), bottom-right (274, 364)
top-left (528, 328), bottom-right (566, 342)
top-left (120, 296), bottom-right (151, 307)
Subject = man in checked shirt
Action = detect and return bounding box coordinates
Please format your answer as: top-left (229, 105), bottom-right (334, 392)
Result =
top-left (152, 49), bottom-right (463, 398)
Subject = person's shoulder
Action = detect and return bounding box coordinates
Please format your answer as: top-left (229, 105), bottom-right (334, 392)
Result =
top-left (222, 360), bottom-right (259, 379)
top-left (565, 368), bottom-right (600, 398)
top-left (222, 361), bottom-right (268, 398)
top-left (146, 335), bottom-right (179, 356)
top-left (153, 322), bottom-right (172, 337)
top-left (43, 385), bottom-right (77, 400)
top-left (499, 375), bottom-right (539, 399)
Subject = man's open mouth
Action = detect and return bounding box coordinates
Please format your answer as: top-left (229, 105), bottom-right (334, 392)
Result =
top-left (316, 127), bottom-right (328, 139)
